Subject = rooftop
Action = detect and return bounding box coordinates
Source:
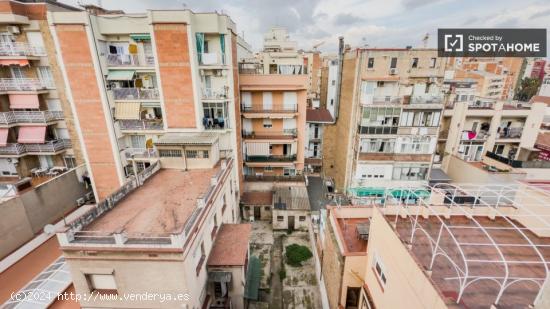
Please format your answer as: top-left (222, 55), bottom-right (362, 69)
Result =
top-left (273, 186), bottom-right (310, 210)
top-left (335, 217), bottom-right (369, 255)
top-left (241, 191), bottom-right (273, 206)
top-left (306, 108), bottom-right (333, 123)
top-left (83, 167), bottom-right (219, 235)
top-left (207, 224), bottom-right (252, 267)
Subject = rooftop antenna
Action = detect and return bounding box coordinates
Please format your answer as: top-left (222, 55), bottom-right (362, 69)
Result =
top-left (422, 33), bottom-right (430, 48)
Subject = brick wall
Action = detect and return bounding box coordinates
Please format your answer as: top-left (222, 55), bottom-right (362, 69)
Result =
top-left (153, 24), bottom-right (196, 129)
top-left (54, 24), bottom-right (120, 199)
top-left (321, 217), bottom-right (345, 309)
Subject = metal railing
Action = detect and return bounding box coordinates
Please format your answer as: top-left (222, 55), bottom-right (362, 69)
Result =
top-left (124, 148), bottom-right (159, 159)
top-left (372, 96), bottom-right (402, 105)
top-left (0, 42), bottom-right (46, 57)
top-left (0, 78), bottom-right (53, 91)
top-left (486, 151), bottom-right (550, 168)
top-left (241, 104), bottom-right (298, 113)
top-left (245, 154), bottom-right (297, 162)
top-left (0, 111), bottom-right (64, 125)
top-left (203, 117), bottom-right (229, 130)
top-left (0, 139), bottom-right (71, 155)
top-left (112, 88), bottom-right (159, 100)
top-left (199, 52), bottom-right (225, 65)
top-left (411, 94), bottom-right (443, 104)
top-left (106, 54), bottom-right (155, 67)
top-left (202, 88), bottom-right (228, 100)
top-left (239, 63), bottom-right (263, 74)
top-left (118, 119), bottom-right (163, 131)
top-left (244, 174), bottom-right (305, 182)
top-left (242, 129), bottom-right (297, 139)
top-left (497, 127), bottom-right (523, 139)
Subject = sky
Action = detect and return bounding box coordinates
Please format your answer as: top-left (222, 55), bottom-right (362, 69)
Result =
top-left (60, 0), bottom-right (550, 53)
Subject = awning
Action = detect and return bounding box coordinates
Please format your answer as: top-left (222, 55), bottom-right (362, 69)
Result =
top-left (115, 102), bottom-right (141, 120)
top-left (106, 70), bottom-right (135, 81)
top-left (0, 59), bottom-right (29, 66)
top-left (349, 187), bottom-right (386, 197)
top-left (0, 128), bottom-right (8, 146)
top-left (9, 94), bottom-right (39, 109)
top-left (130, 34), bottom-right (151, 41)
top-left (18, 126), bottom-right (46, 144)
top-left (141, 102), bottom-right (160, 108)
top-left (244, 256), bottom-right (261, 301)
top-left (207, 271), bottom-right (232, 283)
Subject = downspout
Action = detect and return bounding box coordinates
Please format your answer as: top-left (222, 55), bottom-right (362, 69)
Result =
top-left (333, 36), bottom-right (345, 122)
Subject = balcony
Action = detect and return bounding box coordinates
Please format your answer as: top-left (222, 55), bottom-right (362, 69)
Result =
top-left (106, 54), bottom-right (155, 67)
top-left (0, 78), bottom-right (53, 92)
top-left (202, 88), bottom-right (229, 100)
top-left (486, 151), bottom-right (550, 168)
top-left (372, 96), bottom-right (401, 105)
top-left (243, 129), bottom-right (297, 140)
top-left (199, 52), bottom-right (225, 66)
top-left (124, 148), bottom-right (158, 160)
top-left (112, 88), bottom-right (159, 100)
top-left (241, 104), bottom-right (298, 114)
top-left (410, 94), bottom-right (443, 105)
top-left (118, 119), bottom-right (163, 131)
top-left (239, 63), bottom-right (263, 74)
top-left (0, 42), bottom-right (46, 57)
top-left (497, 127), bottom-right (523, 139)
top-left (358, 126), bottom-right (398, 135)
top-left (245, 154), bottom-right (297, 162)
top-left (0, 111), bottom-right (64, 125)
top-left (0, 139), bottom-right (71, 156)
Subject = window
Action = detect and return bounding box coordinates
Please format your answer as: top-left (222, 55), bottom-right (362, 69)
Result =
top-left (264, 206), bottom-right (270, 211)
top-left (390, 57), bottom-right (397, 69)
top-left (86, 274), bottom-right (117, 294)
top-left (399, 111), bottom-right (440, 127)
top-left (277, 216), bottom-right (284, 222)
top-left (392, 164), bottom-right (429, 180)
top-left (264, 166), bottom-right (273, 171)
top-left (263, 119), bottom-right (272, 128)
top-left (367, 57), bottom-right (374, 68)
top-left (202, 150), bottom-right (209, 158)
top-left (411, 58), bottom-right (419, 68)
top-left (64, 156), bottom-right (76, 169)
top-left (373, 255), bottom-right (387, 287)
top-left (360, 107), bottom-right (400, 127)
top-left (398, 136), bottom-right (432, 154)
top-left (430, 58), bottom-right (437, 68)
top-left (360, 138), bottom-right (395, 153)
top-left (37, 67), bottom-right (54, 87)
top-left (331, 80), bottom-right (336, 86)
top-left (186, 150), bottom-right (198, 158)
top-left (299, 216), bottom-right (306, 221)
top-left (159, 149), bottom-right (182, 157)
top-left (330, 99), bottom-right (334, 106)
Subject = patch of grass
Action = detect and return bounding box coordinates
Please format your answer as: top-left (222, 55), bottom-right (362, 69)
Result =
top-left (285, 244), bottom-right (313, 267)
top-left (279, 269), bottom-right (286, 280)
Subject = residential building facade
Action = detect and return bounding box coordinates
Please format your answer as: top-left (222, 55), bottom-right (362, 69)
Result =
top-left (0, 0), bottom-right (84, 189)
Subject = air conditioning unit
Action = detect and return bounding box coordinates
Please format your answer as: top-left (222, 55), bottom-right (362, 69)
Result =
top-left (76, 197), bottom-right (86, 207)
top-left (389, 68), bottom-right (398, 75)
top-left (7, 26), bottom-right (20, 34)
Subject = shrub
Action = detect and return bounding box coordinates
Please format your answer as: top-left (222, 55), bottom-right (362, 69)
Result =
top-left (285, 244), bottom-right (313, 267)
top-left (279, 269), bottom-right (286, 280)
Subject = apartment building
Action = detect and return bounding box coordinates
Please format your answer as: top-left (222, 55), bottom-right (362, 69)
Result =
top-left (56, 141), bottom-right (247, 309)
top-left (238, 27), bottom-right (307, 181)
top-left (0, 0), bottom-right (84, 189)
top-left (438, 80), bottom-right (546, 173)
top-left (317, 183), bottom-right (550, 309)
top-left (323, 48), bottom-right (446, 194)
top-left (48, 8), bottom-right (250, 199)
top-left (447, 57), bottom-right (524, 100)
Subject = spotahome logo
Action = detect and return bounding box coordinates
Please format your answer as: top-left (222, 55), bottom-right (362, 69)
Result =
top-left (438, 29), bottom-right (546, 57)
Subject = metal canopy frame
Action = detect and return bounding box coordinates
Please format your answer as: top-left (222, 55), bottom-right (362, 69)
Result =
top-left (362, 182), bottom-right (550, 307)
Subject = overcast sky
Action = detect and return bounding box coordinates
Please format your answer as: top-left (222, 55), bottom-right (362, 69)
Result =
top-left (60, 0), bottom-right (550, 53)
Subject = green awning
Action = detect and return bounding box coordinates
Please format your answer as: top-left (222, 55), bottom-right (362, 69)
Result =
top-left (244, 256), bottom-right (261, 300)
top-left (130, 34), bottom-right (151, 41)
top-left (349, 187), bottom-right (386, 197)
top-left (106, 70), bottom-right (135, 81)
top-left (349, 187), bottom-right (431, 199)
top-left (390, 189), bottom-right (430, 199)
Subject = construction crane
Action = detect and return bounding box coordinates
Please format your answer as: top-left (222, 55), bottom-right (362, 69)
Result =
top-left (313, 41), bottom-right (325, 51)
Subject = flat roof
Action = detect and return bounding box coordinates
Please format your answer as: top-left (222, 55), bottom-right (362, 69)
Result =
top-left (83, 168), bottom-right (219, 234)
top-left (306, 108), bottom-right (333, 123)
top-left (334, 218), bottom-right (368, 255)
top-left (208, 224), bottom-right (251, 267)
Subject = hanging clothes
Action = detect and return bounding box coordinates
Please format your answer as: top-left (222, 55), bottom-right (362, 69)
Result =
top-left (219, 34), bottom-right (225, 64)
top-left (195, 33), bottom-right (204, 63)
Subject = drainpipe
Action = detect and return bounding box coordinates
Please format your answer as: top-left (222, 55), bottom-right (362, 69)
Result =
top-left (333, 36), bottom-right (345, 121)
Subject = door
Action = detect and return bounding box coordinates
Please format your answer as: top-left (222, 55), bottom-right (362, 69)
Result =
top-left (283, 144), bottom-right (289, 156)
top-left (288, 216), bottom-right (295, 230)
top-left (314, 125), bottom-right (319, 138)
top-left (313, 143), bottom-right (319, 157)
top-left (262, 92), bottom-right (273, 110)
top-left (254, 206), bottom-right (261, 220)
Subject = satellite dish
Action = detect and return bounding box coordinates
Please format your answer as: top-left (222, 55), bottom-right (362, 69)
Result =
top-left (44, 224), bottom-right (56, 234)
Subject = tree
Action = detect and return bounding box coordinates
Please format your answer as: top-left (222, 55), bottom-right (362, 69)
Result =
top-left (515, 77), bottom-right (540, 101)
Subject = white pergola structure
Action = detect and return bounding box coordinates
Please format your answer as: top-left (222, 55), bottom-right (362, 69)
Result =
top-left (358, 182), bottom-right (550, 308)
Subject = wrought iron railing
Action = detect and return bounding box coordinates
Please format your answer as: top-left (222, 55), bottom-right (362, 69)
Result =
top-left (112, 88), bottom-right (159, 100)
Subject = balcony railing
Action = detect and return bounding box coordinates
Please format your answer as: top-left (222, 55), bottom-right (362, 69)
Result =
top-left (112, 88), bottom-right (159, 100)
top-left (242, 129), bottom-right (297, 139)
top-left (372, 96), bottom-right (402, 105)
top-left (0, 78), bottom-right (53, 92)
top-left (0, 111), bottom-right (64, 125)
top-left (106, 54), bottom-right (155, 67)
top-left (202, 88), bottom-right (229, 100)
top-left (411, 94), bottom-right (443, 104)
top-left (0, 139), bottom-right (71, 155)
top-left (245, 154), bottom-right (297, 162)
top-left (124, 148), bottom-right (158, 159)
top-left (498, 127), bottom-right (523, 139)
top-left (239, 63), bottom-right (263, 74)
top-left (0, 42), bottom-right (46, 57)
top-left (118, 119), bottom-right (163, 131)
top-left (203, 117), bottom-right (229, 130)
top-left (241, 104), bottom-right (298, 113)
top-left (244, 174), bottom-right (305, 182)
top-left (486, 151), bottom-right (550, 168)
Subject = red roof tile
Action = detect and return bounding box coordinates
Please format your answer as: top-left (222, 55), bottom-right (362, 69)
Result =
top-left (306, 108), bottom-right (333, 123)
top-left (208, 224), bottom-right (251, 267)
top-left (241, 191), bottom-right (273, 205)
top-left (531, 95), bottom-right (550, 105)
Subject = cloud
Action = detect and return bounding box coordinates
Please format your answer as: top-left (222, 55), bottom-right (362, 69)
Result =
top-left (333, 13), bottom-right (365, 26)
top-left (401, 0), bottom-right (447, 10)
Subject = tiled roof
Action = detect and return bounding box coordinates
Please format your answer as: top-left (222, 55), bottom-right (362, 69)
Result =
top-left (306, 108), bottom-right (333, 123)
top-left (241, 191), bottom-right (273, 205)
top-left (531, 95), bottom-right (550, 105)
top-left (208, 224), bottom-right (251, 267)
